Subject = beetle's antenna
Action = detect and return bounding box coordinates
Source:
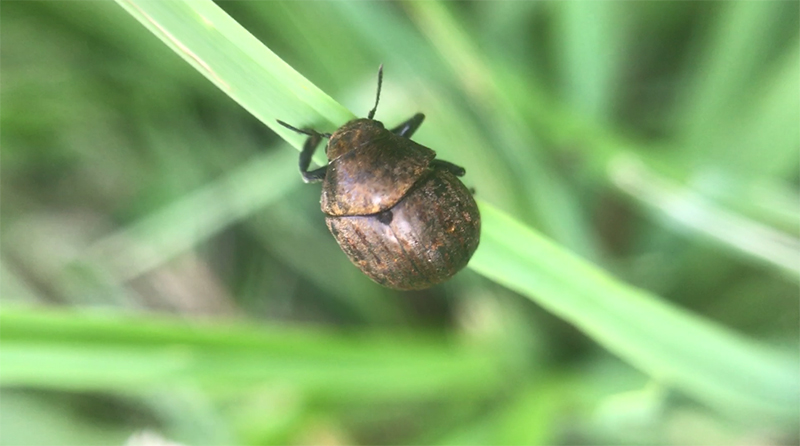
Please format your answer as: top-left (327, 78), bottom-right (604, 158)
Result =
top-left (276, 120), bottom-right (331, 138)
top-left (276, 120), bottom-right (313, 136)
top-left (367, 64), bottom-right (383, 120)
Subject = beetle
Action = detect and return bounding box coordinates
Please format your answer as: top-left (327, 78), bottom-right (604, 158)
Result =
top-left (277, 65), bottom-right (480, 290)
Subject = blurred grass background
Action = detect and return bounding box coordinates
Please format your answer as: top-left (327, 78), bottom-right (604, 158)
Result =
top-left (1, 1), bottom-right (799, 445)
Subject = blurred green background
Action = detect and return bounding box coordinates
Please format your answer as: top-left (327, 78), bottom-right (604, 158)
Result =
top-left (1, 1), bottom-right (798, 445)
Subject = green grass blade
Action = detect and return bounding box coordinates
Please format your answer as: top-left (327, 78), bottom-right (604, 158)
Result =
top-left (0, 260), bottom-right (41, 304)
top-left (402, 0), bottom-right (798, 278)
top-left (707, 41), bottom-right (800, 178)
top-left (676, 1), bottom-right (788, 145)
top-left (85, 0), bottom-right (363, 281)
top-left (246, 200), bottom-right (404, 322)
top-left (0, 306), bottom-right (500, 402)
top-left (404, 1), bottom-right (601, 260)
top-left (115, 0), bottom-right (353, 156)
top-left (470, 199), bottom-right (800, 423)
top-left (702, 178), bottom-right (800, 237)
top-left (85, 149), bottom-right (298, 281)
top-left (609, 155), bottom-right (800, 278)
top-left (556, 1), bottom-right (623, 122)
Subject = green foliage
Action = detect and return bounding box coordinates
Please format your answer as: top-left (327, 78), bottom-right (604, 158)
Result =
top-left (1, 1), bottom-right (798, 445)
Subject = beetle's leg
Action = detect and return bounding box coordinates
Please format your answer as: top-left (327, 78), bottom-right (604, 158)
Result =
top-left (277, 120), bottom-right (331, 183)
top-left (302, 166), bottom-right (327, 183)
top-left (431, 159), bottom-right (466, 177)
top-left (390, 113), bottom-right (425, 139)
top-left (298, 132), bottom-right (328, 183)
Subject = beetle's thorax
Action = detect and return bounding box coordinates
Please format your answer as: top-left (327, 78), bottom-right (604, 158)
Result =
top-left (326, 118), bottom-right (386, 160)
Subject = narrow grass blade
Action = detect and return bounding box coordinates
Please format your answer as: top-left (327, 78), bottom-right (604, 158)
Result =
top-left (0, 260), bottom-right (42, 304)
top-left (707, 42), bottom-right (800, 178)
top-left (676, 1), bottom-right (789, 144)
top-left (609, 155), bottom-right (800, 278)
top-left (405, 1), bottom-right (601, 260)
top-left (115, 0), bottom-right (353, 154)
top-left (556, 1), bottom-right (623, 122)
top-left (85, 150), bottom-right (299, 281)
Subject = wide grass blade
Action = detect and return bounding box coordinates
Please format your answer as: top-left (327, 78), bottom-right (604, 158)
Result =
top-left (0, 306), bottom-right (501, 402)
top-left (471, 200), bottom-right (799, 423)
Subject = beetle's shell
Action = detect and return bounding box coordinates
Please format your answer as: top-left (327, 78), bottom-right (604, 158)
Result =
top-left (321, 119), bottom-right (435, 216)
top-left (325, 169), bottom-right (480, 290)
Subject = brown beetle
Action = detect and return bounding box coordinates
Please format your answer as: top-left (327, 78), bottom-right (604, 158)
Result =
top-left (277, 66), bottom-right (480, 290)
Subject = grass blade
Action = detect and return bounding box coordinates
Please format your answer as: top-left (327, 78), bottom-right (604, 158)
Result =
top-left (115, 0), bottom-right (353, 156)
top-left (86, 150), bottom-right (298, 281)
top-left (470, 199), bottom-right (799, 423)
top-left (676, 1), bottom-right (789, 144)
top-left (0, 306), bottom-right (501, 402)
top-left (609, 155), bottom-right (800, 278)
top-left (556, 1), bottom-right (623, 122)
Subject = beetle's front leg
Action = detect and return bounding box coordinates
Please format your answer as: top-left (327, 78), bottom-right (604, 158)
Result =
top-left (277, 120), bottom-right (329, 183)
top-left (390, 113), bottom-right (425, 139)
top-left (299, 132), bottom-right (328, 183)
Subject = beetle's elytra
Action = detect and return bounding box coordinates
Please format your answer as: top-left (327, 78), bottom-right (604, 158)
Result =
top-left (277, 65), bottom-right (480, 290)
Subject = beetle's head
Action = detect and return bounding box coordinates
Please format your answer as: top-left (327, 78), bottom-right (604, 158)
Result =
top-left (326, 65), bottom-right (387, 160)
top-left (327, 118), bottom-right (385, 160)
